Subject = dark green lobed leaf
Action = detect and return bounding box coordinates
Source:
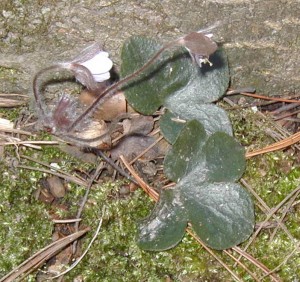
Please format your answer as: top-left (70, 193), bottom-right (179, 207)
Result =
top-left (120, 36), bottom-right (191, 115)
top-left (159, 110), bottom-right (185, 144)
top-left (160, 105), bottom-right (233, 142)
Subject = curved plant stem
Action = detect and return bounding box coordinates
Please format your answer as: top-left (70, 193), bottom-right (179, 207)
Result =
top-left (33, 64), bottom-right (63, 117)
top-left (66, 39), bottom-right (180, 132)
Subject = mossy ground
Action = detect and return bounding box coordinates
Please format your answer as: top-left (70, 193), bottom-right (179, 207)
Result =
top-left (0, 105), bottom-right (300, 281)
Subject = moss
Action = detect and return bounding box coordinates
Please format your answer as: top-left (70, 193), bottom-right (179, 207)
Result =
top-left (229, 106), bottom-right (300, 281)
top-left (0, 161), bottom-right (53, 276)
top-left (0, 66), bottom-right (20, 82)
top-left (0, 67), bottom-right (23, 94)
top-left (0, 115), bottom-right (228, 281)
top-left (0, 107), bottom-right (21, 120)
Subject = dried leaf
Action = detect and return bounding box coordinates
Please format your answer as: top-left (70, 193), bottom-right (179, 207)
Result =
top-left (110, 135), bottom-right (161, 161)
top-left (123, 115), bottom-right (154, 135)
top-left (74, 120), bottom-right (111, 148)
top-left (79, 90), bottom-right (126, 121)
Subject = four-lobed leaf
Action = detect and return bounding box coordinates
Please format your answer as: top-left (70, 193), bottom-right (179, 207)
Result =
top-left (138, 120), bottom-right (254, 251)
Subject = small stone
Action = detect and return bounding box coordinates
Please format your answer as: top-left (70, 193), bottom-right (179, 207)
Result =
top-left (47, 176), bottom-right (66, 198)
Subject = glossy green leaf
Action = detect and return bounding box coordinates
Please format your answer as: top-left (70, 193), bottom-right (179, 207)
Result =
top-left (165, 50), bottom-right (230, 105)
top-left (138, 174), bottom-right (254, 251)
top-left (204, 132), bottom-right (246, 182)
top-left (120, 36), bottom-right (191, 115)
top-left (121, 37), bottom-right (229, 116)
top-left (137, 188), bottom-right (187, 251)
top-left (164, 120), bottom-right (207, 182)
top-left (138, 170), bottom-right (254, 251)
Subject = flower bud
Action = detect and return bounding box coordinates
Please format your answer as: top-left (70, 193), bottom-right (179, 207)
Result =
top-left (179, 31), bottom-right (218, 67)
top-left (79, 51), bottom-right (113, 82)
top-left (71, 43), bottom-right (113, 85)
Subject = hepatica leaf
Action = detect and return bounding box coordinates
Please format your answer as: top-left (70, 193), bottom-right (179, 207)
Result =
top-left (159, 110), bottom-right (185, 144)
top-left (120, 36), bottom-right (191, 115)
top-left (182, 180), bottom-right (254, 250)
top-left (138, 120), bottom-right (254, 251)
top-left (204, 132), bottom-right (246, 182)
top-left (120, 37), bottom-right (229, 116)
top-left (165, 50), bottom-right (230, 106)
top-left (160, 104), bottom-right (232, 143)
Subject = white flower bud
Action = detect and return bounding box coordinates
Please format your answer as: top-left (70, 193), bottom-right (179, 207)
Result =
top-left (71, 43), bottom-right (113, 84)
top-left (80, 51), bottom-right (113, 82)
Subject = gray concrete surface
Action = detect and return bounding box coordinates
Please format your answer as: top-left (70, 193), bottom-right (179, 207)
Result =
top-left (0, 0), bottom-right (299, 97)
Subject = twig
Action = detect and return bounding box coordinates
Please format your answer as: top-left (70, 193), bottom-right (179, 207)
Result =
top-left (17, 165), bottom-right (88, 187)
top-left (271, 102), bottom-right (300, 115)
top-left (52, 219), bottom-right (82, 223)
top-left (227, 91), bottom-right (300, 104)
top-left (246, 131), bottom-right (300, 158)
top-left (0, 134), bottom-right (44, 149)
top-left (273, 109), bottom-right (300, 121)
top-left (72, 161), bottom-right (105, 254)
top-left (20, 154), bottom-right (88, 184)
top-left (226, 87), bottom-right (256, 95)
top-left (89, 147), bottom-right (138, 185)
top-left (0, 93), bottom-right (29, 97)
top-left (224, 93), bottom-right (300, 157)
top-left (0, 127), bottom-right (32, 136)
top-left (120, 155), bottom-right (159, 201)
top-left (223, 249), bottom-right (260, 282)
top-left (0, 140), bottom-right (59, 146)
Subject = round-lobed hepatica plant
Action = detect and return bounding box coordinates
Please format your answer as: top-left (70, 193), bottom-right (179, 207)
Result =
top-left (33, 27), bottom-right (255, 251)
top-left (120, 35), bottom-right (254, 251)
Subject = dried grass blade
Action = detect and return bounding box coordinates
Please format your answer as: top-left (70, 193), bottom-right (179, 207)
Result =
top-left (246, 131), bottom-right (300, 158)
